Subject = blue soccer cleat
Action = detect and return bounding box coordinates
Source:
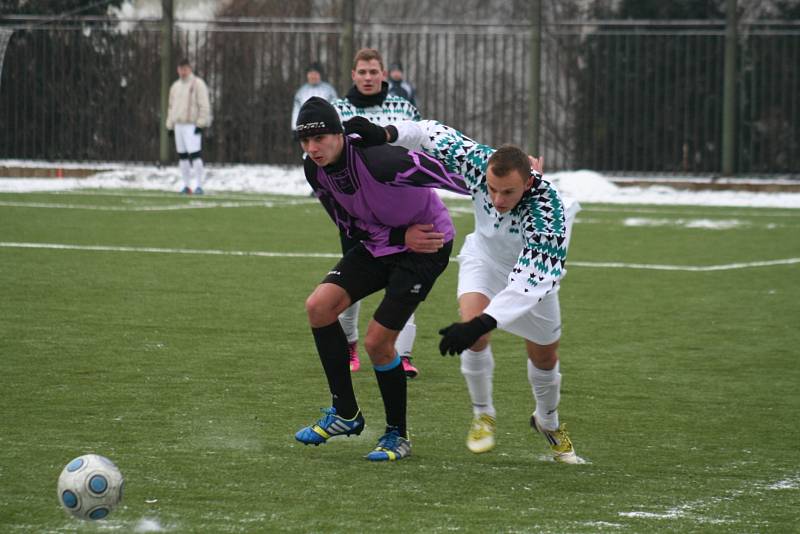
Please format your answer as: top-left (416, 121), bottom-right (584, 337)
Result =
top-left (295, 407), bottom-right (364, 445)
top-left (194, 186), bottom-right (204, 195)
top-left (180, 186), bottom-right (192, 195)
top-left (365, 429), bottom-right (411, 461)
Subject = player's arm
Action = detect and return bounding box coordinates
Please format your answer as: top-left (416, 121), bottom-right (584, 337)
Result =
top-left (166, 84), bottom-right (176, 130)
top-left (358, 143), bottom-right (469, 195)
top-left (391, 120), bottom-right (492, 192)
top-left (196, 81), bottom-right (211, 128)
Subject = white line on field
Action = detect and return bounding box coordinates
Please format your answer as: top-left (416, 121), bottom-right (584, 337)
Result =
top-left (0, 242), bottom-right (341, 258)
top-left (1, 242), bottom-right (798, 271)
top-left (569, 258), bottom-right (800, 271)
top-left (0, 199), bottom-right (317, 211)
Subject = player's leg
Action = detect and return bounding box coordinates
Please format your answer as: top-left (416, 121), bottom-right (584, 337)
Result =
top-left (295, 245), bottom-right (387, 447)
top-left (511, 294), bottom-right (580, 463)
top-left (457, 292), bottom-right (498, 453)
top-left (189, 153), bottom-right (204, 194)
top-left (174, 124), bottom-right (192, 194)
top-left (185, 126), bottom-right (204, 194)
top-left (364, 241), bottom-right (453, 461)
top-left (394, 314), bottom-right (418, 378)
top-left (362, 300), bottom-right (415, 462)
top-left (455, 245), bottom-right (504, 453)
top-left (337, 232), bottom-right (361, 371)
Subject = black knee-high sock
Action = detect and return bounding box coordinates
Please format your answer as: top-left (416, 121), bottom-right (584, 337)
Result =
top-left (374, 356), bottom-right (407, 436)
top-left (311, 322), bottom-right (358, 419)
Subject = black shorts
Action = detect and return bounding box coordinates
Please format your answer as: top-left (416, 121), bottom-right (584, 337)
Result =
top-left (322, 241), bottom-right (454, 330)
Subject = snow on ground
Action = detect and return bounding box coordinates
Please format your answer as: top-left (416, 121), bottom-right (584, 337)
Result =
top-left (1, 162), bottom-right (799, 209)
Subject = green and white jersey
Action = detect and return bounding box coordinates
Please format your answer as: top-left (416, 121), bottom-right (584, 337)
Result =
top-left (333, 94), bottom-right (420, 126)
top-left (391, 120), bottom-right (580, 328)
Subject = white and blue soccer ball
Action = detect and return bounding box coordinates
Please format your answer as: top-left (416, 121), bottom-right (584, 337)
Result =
top-left (57, 454), bottom-right (124, 520)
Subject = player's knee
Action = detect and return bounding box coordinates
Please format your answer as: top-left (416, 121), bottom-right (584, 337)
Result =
top-left (528, 342), bottom-right (559, 369)
top-left (305, 293), bottom-right (337, 327)
top-left (363, 332), bottom-right (393, 359)
top-left (470, 334), bottom-right (491, 352)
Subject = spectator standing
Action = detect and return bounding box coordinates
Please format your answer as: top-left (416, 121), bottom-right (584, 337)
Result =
top-left (291, 62), bottom-right (338, 137)
top-left (166, 59), bottom-right (211, 195)
top-left (387, 62), bottom-right (416, 107)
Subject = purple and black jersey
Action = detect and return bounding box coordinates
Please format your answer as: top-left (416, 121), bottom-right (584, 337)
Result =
top-left (304, 138), bottom-right (469, 257)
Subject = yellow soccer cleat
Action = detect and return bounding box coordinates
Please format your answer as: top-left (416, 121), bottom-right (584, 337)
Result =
top-left (530, 413), bottom-right (581, 464)
top-left (467, 414), bottom-right (496, 454)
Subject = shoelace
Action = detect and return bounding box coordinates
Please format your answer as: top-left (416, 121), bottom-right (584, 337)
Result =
top-left (317, 407), bottom-right (337, 427)
top-left (377, 431), bottom-right (401, 449)
top-left (471, 415), bottom-right (494, 434)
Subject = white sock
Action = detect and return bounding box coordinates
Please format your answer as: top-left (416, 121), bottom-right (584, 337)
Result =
top-left (338, 301), bottom-right (360, 344)
top-left (460, 345), bottom-right (495, 417)
top-left (179, 159), bottom-right (191, 188)
top-left (528, 359), bottom-right (561, 430)
top-left (192, 158), bottom-right (205, 189)
top-left (394, 313), bottom-right (416, 358)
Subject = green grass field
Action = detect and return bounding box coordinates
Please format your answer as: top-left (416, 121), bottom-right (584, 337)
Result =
top-left (1, 190), bottom-right (799, 533)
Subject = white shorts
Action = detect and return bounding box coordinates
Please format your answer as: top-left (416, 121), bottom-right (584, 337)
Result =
top-left (174, 123), bottom-right (202, 154)
top-left (456, 242), bottom-right (562, 345)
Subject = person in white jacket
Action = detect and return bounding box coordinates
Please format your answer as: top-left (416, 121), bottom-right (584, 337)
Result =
top-left (291, 63), bottom-right (338, 138)
top-left (166, 59), bottom-right (211, 195)
top-left (343, 118), bottom-right (582, 464)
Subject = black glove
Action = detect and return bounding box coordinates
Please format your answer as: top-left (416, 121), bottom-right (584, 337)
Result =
top-left (343, 117), bottom-right (388, 146)
top-left (168, 129), bottom-right (174, 138)
top-left (194, 126), bottom-right (203, 135)
top-left (438, 314), bottom-right (497, 356)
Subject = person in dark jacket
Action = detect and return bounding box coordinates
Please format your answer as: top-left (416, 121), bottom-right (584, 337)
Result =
top-left (387, 61), bottom-right (417, 107)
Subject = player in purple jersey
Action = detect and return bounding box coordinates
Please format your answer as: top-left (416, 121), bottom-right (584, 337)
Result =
top-left (292, 97), bottom-right (469, 461)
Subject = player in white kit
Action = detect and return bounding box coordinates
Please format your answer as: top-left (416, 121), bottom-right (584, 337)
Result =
top-left (344, 118), bottom-right (582, 463)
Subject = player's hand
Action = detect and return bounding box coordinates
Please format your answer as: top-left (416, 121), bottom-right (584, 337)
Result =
top-left (405, 224), bottom-right (445, 253)
top-left (344, 117), bottom-right (388, 146)
top-left (195, 126), bottom-right (203, 135)
top-left (438, 314), bottom-right (497, 356)
top-left (529, 155), bottom-right (543, 174)
top-left (168, 129), bottom-right (174, 138)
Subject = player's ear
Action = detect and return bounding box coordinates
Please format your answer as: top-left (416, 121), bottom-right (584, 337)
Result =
top-left (524, 172), bottom-right (535, 189)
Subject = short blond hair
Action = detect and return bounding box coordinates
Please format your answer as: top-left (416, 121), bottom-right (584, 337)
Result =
top-left (352, 48), bottom-right (384, 70)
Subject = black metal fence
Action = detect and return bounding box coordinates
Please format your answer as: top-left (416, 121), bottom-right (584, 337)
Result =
top-left (1, 18), bottom-right (798, 174)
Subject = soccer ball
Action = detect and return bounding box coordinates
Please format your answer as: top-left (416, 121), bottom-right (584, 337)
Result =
top-left (56, 454), bottom-right (124, 520)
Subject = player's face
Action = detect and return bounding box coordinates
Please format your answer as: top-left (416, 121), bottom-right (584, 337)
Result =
top-left (486, 168), bottom-right (533, 213)
top-left (307, 70), bottom-right (321, 85)
top-left (177, 65), bottom-right (192, 79)
top-left (301, 134), bottom-right (344, 167)
top-left (352, 59), bottom-right (385, 95)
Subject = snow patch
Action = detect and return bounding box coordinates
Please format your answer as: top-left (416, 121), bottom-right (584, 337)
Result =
top-left (623, 217), bottom-right (747, 230)
top-left (1, 163), bottom-right (799, 209)
top-left (134, 518), bottom-right (166, 532)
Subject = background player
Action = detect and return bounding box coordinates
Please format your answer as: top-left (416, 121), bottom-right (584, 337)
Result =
top-left (332, 48), bottom-right (422, 377)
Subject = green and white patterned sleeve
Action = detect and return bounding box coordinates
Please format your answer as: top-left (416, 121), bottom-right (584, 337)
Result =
top-left (391, 120), bottom-right (494, 192)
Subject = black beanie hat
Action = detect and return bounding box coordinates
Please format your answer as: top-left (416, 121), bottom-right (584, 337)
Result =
top-left (295, 97), bottom-right (343, 139)
top-left (307, 62), bottom-right (324, 76)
